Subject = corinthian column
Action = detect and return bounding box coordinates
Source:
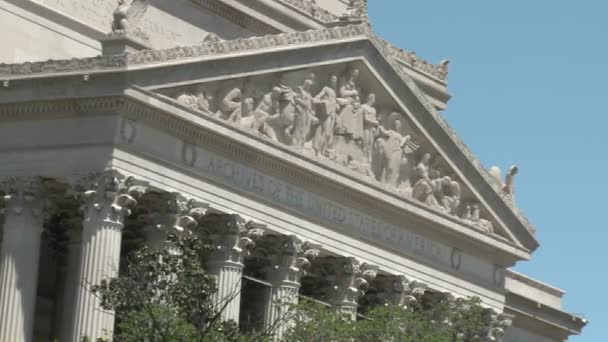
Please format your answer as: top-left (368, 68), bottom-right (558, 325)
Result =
top-left (262, 235), bottom-right (320, 340)
top-left (329, 258), bottom-right (378, 320)
top-left (142, 193), bottom-right (207, 252)
top-left (0, 177), bottom-right (46, 342)
top-left (69, 171), bottom-right (146, 342)
top-left (201, 214), bottom-right (264, 323)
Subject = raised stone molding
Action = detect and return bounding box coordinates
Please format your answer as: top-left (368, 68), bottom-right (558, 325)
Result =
top-left (0, 23), bottom-right (446, 82)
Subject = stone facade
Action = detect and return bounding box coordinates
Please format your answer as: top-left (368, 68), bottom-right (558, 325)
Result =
top-left (0, 0), bottom-right (586, 341)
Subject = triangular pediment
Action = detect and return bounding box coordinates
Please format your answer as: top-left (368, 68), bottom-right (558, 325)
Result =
top-left (135, 43), bottom-right (535, 252)
top-left (0, 23), bottom-right (537, 254)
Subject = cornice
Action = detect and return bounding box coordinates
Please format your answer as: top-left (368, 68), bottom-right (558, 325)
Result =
top-left (0, 24), bottom-right (371, 79)
top-left (505, 293), bottom-right (587, 337)
top-left (368, 35), bottom-right (537, 239)
top-left (506, 270), bottom-right (565, 298)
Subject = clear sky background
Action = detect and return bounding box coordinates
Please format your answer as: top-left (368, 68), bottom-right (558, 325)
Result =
top-left (369, 1), bottom-right (606, 341)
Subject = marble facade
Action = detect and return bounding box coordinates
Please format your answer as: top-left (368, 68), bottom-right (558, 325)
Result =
top-left (0, 0), bottom-right (586, 341)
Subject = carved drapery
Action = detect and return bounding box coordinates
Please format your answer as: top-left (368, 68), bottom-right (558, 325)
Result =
top-left (162, 61), bottom-right (497, 236)
top-left (69, 170), bottom-right (147, 342)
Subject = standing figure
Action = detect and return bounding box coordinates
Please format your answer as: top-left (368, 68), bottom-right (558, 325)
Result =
top-left (312, 74), bottom-right (339, 156)
top-left (337, 68), bottom-right (363, 139)
top-left (361, 93), bottom-right (379, 164)
top-left (292, 76), bottom-right (318, 148)
top-left (375, 119), bottom-right (414, 189)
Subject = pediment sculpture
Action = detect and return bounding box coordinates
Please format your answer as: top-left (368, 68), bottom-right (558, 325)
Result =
top-left (158, 61), bottom-right (501, 237)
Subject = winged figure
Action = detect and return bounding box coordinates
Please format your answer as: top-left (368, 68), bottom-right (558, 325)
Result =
top-left (112, 0), bottom-right (149, 35)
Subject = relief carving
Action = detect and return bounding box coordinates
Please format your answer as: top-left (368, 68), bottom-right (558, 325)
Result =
top-left (162, 61), bottom-right (500, 237)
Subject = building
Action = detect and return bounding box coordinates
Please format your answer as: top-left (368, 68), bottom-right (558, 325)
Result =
top-left (0, 0), bottom-right (587, 341)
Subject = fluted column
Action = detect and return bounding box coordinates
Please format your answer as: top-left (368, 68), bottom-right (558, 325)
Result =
top-left (57, 227), bottom-right (82, 342)
top-left (0, 177), bottom-right (46, 342)
top-left (69, 171), bottom-right (146, 342)
top-left (262, 236), bottom-right (320, 340)
top-left (329, 258), bottom-right (378, 320)
top-left (201, 214), bottom-right (264, 323)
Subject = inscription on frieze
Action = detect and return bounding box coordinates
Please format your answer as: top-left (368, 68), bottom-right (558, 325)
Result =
top-left (174, 139), bottom-right (497, 286)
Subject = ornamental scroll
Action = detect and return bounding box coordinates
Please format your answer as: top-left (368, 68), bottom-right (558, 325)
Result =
top-left (158, 61), bottom-right (498, 236)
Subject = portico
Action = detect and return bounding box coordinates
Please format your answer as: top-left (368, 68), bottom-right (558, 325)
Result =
top-left (0, 1), bottom-right (587, 341)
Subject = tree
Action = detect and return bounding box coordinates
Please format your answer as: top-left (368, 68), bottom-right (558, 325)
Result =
top-left (91, 232), bottom-right (494, 342)
top-left (91, 232), bottom-right (257, 342)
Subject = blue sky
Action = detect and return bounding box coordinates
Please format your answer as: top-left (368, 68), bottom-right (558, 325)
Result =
top-left (370, 1), bottom-right (606, 340)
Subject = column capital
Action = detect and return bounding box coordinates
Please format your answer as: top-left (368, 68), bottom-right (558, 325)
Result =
top-left (201, 214), bottom-right (265, 266)
top-left (260, 235), bottom-right (321, 286)
top-left (75, 170), bottom-right (147, 225)
top-left (141, 192), bottom-right (208, 234)
top-left (482, 310), bottom-right (514, 342)
top-left (374, 275), bottom-right (427, 307)
top-left (0, 176), bottom-right (50, 218)
top-left (328, 257), bottom-right (378, 316)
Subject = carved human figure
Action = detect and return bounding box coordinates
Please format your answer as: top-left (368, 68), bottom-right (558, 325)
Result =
top-left (235, 97), bottom-right (255, 127)
top-left (176, 90), bottom-right (197, 109)
top-left (361, 93), bottom-right (379, 164)
top-left (336, 68), bottom-right (363, 140)
top-left (439, 176), bottom-right (461, 215)
top-left (489, 165), bottom-right (519, 200)
top-left (312, 74), bottom-right (339, 156)
top-left (176, 85), bottom-right (214, 114)
top-left (375, 119), bottom-right (413, 189)
top-left (219, 87), bottom-right (242, 120)
top-left (412, 153), bottom-right (440, 206)
top-left (472, 204), bottom-right (493, 233)
top-left (292, 75), bottom-right (318, 148)
top-left (246, 87), bottom-right (282, 141)
top-left (265, 79), bottom-right (298, 144)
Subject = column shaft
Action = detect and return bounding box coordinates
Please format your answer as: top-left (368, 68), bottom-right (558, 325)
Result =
top-left (210, 261), bottom-right (244, 322)
top-left (70, 212), bottom-right (123, 341)
top-left (264, 283), bottom-right (299, 339)
top-left (0, 206), bottom-right (44, 342)
top-left (57, 237), bottom-right (82, 342)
